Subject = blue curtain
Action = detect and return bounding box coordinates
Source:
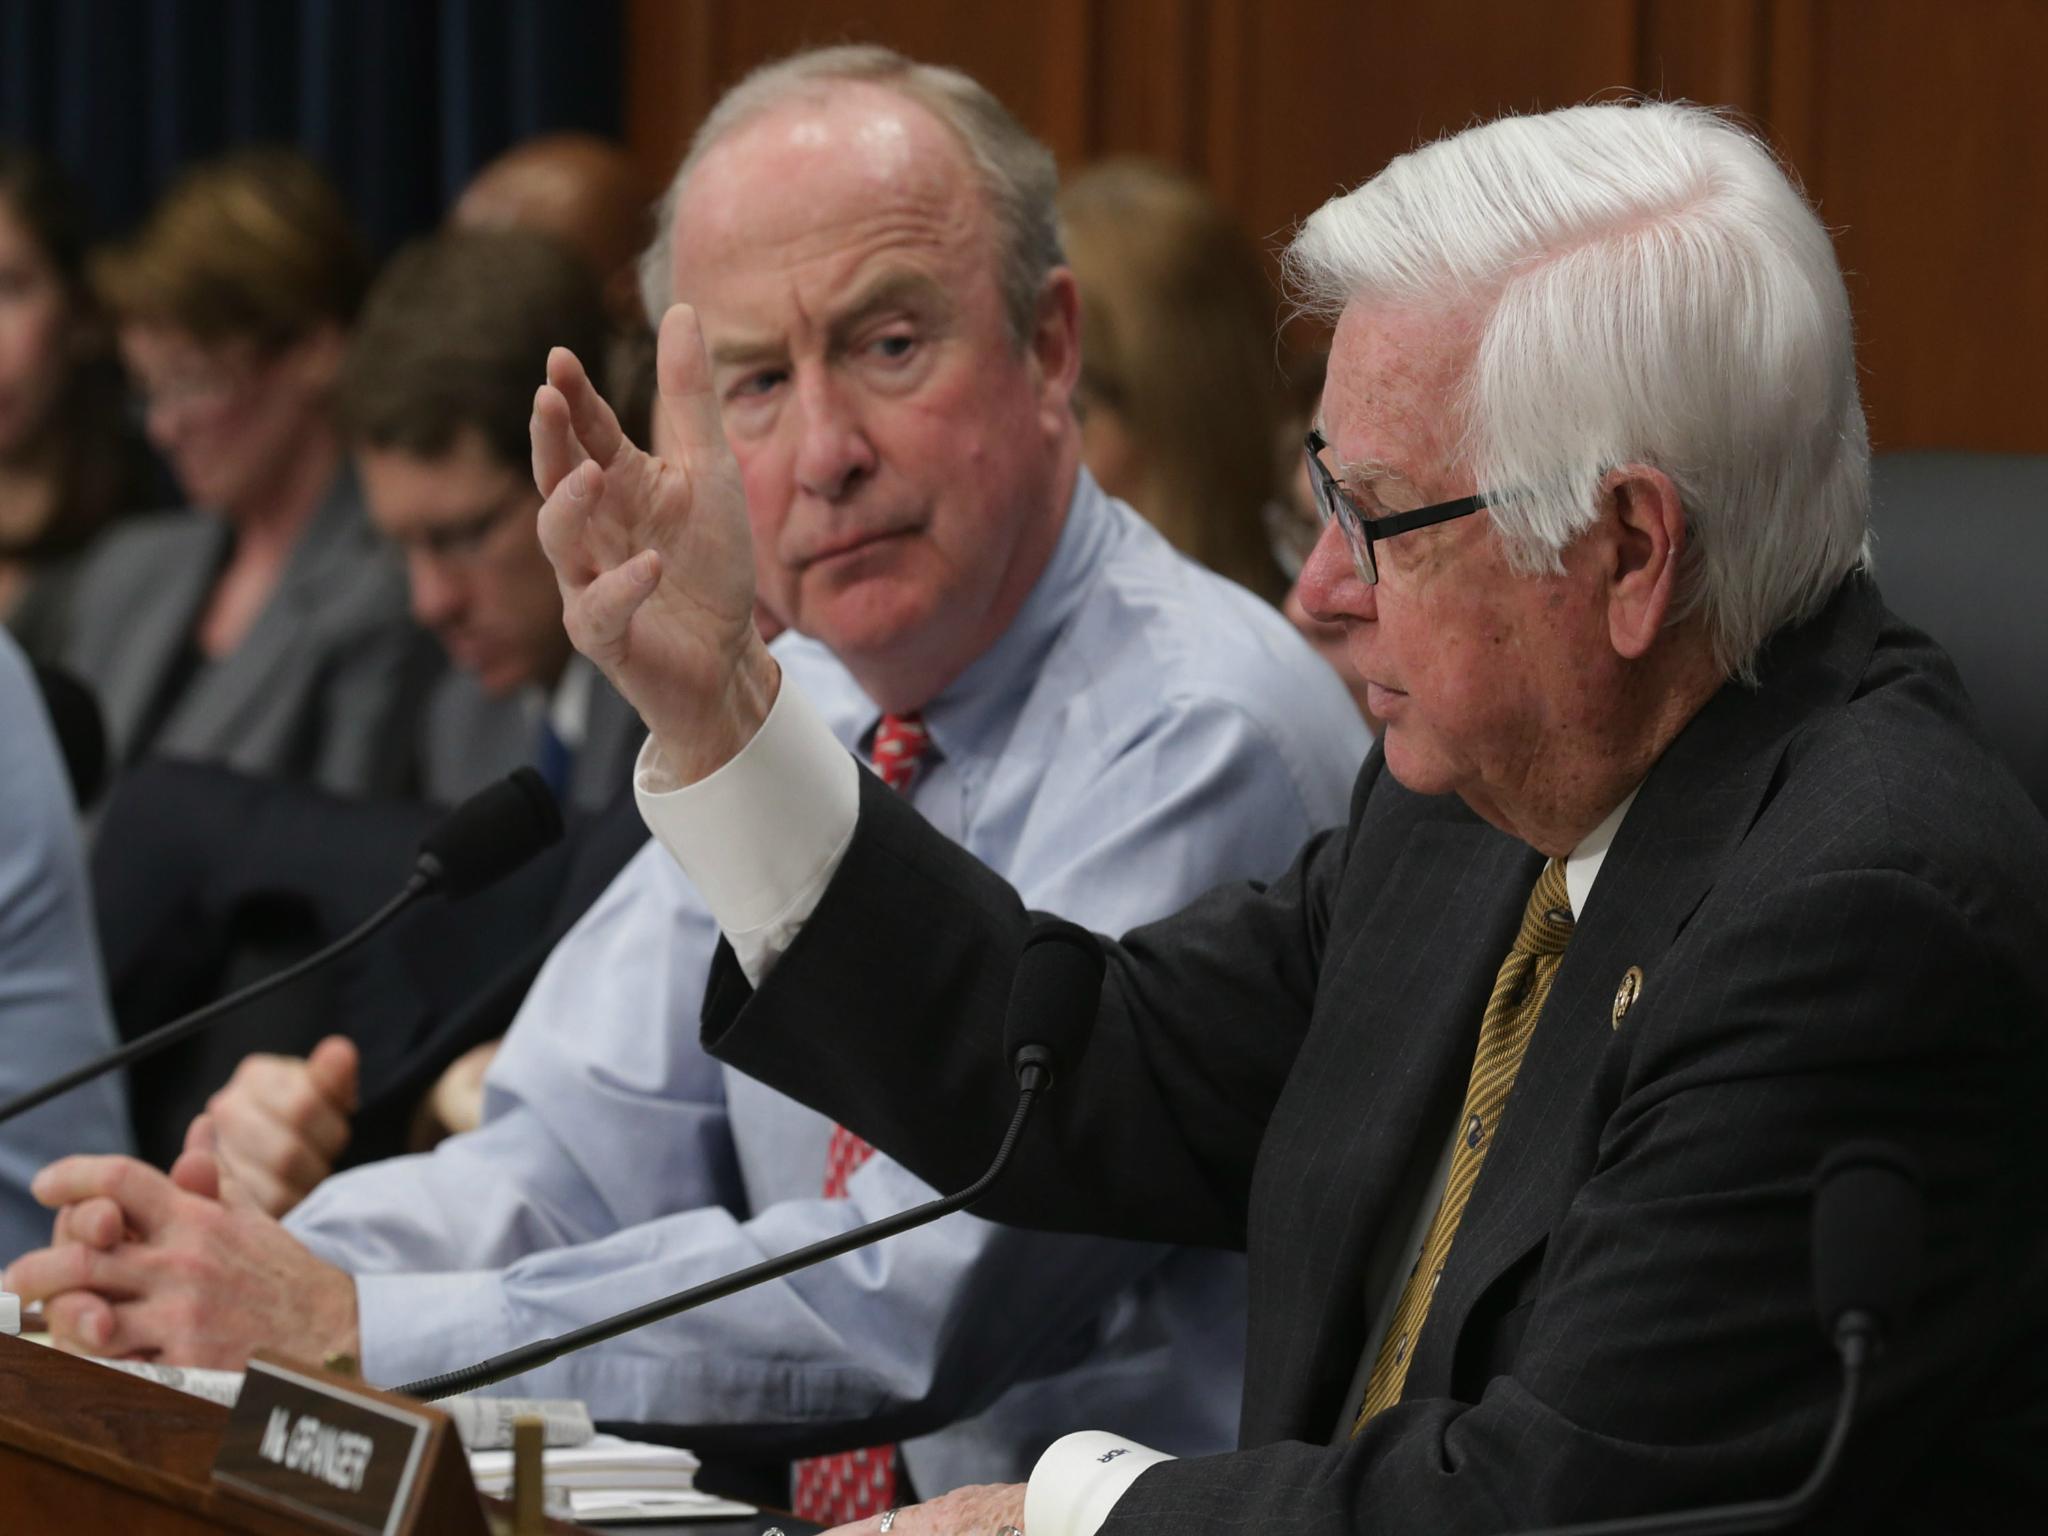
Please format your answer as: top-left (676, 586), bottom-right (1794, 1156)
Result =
top-left (0, 0), bottom-right (621, 252)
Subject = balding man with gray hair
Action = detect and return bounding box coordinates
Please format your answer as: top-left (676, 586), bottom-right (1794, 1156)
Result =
top-left (10, 44), bottom-right (1373, 1524)
top-left (518, 98), bottom-right (2048, 1531)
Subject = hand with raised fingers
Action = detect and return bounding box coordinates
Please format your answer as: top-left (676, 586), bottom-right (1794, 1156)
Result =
top-left (534, 303), bottom-right (779, 783)
top-left (4, 1117), bottom-right (359, 1368)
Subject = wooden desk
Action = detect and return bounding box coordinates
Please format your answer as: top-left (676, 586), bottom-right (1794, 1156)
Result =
top-left (0, 1332), bottom-right (621, 1534)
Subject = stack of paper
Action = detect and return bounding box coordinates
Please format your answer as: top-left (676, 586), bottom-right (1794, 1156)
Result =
top-left (468, 1433), bottom-right (756, 1524)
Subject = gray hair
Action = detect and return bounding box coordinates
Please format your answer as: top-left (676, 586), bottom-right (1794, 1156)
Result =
top-left (638, 44), bottom-right (1062, 347)
top-left (1285, 100), bottom-right (1870, 681)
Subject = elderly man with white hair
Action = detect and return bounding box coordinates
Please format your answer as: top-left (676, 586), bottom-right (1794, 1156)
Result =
top-left (522, 100), bottom-right (2048, 1531)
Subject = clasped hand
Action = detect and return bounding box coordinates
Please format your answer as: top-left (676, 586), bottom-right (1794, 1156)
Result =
top-left (3, 1115), bottom-right (358, 1367)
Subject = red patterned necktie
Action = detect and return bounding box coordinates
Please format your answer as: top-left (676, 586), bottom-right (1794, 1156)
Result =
top-left (790, 714), bottom-right (933, 1525)
top-left (867, 711), bottom-right (932, 794)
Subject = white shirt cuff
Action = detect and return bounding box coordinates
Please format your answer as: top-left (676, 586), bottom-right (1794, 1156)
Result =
top-left (633, 676), bottom-right (860, 986)
top-left (1025, 1430), bottom-right (1175, 1536)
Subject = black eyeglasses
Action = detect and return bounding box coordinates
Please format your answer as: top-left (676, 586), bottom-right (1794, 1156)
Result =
top-left (393, 490), bottom-right (531, 567)
top-left (1303, 428), bottom-right (1495, 585)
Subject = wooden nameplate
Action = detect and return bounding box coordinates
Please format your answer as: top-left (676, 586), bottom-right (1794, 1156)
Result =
top-left (212, 1351), bottom-right (485, 1535)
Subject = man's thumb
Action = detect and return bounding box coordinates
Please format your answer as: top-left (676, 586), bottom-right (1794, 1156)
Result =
top-left (171, 1114), bottom-right (224, 1201)
top-left (309, 1035), bottom-right (360, 1113)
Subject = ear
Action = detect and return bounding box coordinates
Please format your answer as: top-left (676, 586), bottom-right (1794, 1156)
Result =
top-left (1600, 464), bottom-right (1686, 660)
top-left (1026, 267), bottom-right (1083, 418)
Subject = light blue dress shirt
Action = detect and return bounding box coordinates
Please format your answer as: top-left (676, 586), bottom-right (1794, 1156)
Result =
top-left (0, 632), bottom-right (131, 1265)
top-left (287, 473), bottom-right (1371, 1491)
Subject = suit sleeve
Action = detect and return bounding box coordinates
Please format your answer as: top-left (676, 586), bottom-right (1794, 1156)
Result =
top-left (706, 752), bottom-right (1378, 1252)
top-left (712, 765), bottom-right (2047, 1530)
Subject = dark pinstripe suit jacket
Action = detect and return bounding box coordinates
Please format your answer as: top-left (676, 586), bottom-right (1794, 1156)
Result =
top-left (706, 575), bottom-right (2048, 1532)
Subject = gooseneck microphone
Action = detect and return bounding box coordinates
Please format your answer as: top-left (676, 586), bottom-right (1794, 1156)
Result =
top-left (400, 916), bottom-right (1107, 1402)
top-left (1003, 917), bottom-right (1104, 1093)
top-left (1514, 1141), bottom-right (1924, 1536)
top-left (0, 769), bottom-right (563, 1129)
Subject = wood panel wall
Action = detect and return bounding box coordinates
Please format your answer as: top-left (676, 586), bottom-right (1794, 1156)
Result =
top-left (624, 0), bottom-right (2048, 453)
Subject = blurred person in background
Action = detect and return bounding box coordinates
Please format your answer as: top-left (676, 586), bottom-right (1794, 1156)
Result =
top-left (0, 628), bottom-right (130, 1265)
top-left (60, 148), bottom-right (425, 797)
top-left (451, 132), bottom-right (657, 449)
top-left (1268, 348), bottom-right (1377, 728)
top-left (1059, 158), bottom-right (1290, 605)
top-left (339, 227), bottom-right (645, 815)
top-left (108, 228), bottom-right (659, 1203)
top-left (450, 131), bottom-right (654, 333)
top-left (0, 144), bottom-right (164, 662)
top-left (190, 244), bottom-right (767, 1206)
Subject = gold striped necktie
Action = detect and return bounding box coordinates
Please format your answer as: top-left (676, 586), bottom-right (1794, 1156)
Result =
top-left (1353, 857), bottom-right (1574, 1431)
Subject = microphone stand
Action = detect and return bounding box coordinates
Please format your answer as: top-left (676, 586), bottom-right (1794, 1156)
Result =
top-left (1513, 1319), bottom-right (1873, 1536)
top-left (0, 767), bottom-right (562, 1130)
top-left (0, 875), bottom-right (431, 1129)
top-left (401, 1080), bottom-right (1043, 1401)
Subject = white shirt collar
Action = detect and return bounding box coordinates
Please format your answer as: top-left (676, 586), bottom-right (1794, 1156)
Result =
top-left (1563, 785), bottom-right (1640, 921)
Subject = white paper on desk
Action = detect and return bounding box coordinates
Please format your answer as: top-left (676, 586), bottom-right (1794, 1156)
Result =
top-left (469, 1431), bottom-right (705, 1495)
top-left (445, 1393), bottom-right (596, 1449)
top-left (567, 1489), bottom-right (758, 1522)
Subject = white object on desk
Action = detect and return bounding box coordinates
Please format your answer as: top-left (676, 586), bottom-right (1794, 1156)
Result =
top-left (470, 1433), bottom-right (755, 1523)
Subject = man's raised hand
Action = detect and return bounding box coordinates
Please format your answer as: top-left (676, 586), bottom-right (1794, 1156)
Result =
top-left (534, 303), bottom-right (780, 782)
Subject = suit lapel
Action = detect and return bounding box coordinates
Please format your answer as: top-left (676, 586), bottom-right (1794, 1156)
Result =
top-left (99, 523), bottom-right (225, 762)
top-left (157, 473), bottom-right (363, 763)
top-left (1404, 578), bottom-right (1887, 1401)
top-left (1242, 817), bottom-right (1537, 1443)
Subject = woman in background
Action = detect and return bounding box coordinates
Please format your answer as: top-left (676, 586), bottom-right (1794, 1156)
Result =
top-left (0, 144), bottom-right (162, 660)
top-left (62, 148), bottom-right (424, 797)
top-left (1059, 159), bottom-right (1291, 605)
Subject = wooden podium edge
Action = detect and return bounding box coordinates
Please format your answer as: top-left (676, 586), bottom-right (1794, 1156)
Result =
top-left (0, 1331), bottom-right (308, 1532)
top-left (1, 1334), bottom-right (596, 1534)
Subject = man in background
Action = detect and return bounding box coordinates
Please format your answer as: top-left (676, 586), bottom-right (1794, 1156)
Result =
top-left (342, 228), bottom-right (646, 815)
top-left (452, 133), bottom-right (657, 443)
top-left (451, 132), bottom-right (653, 333)
top-left (185, 228), bottom-right (653, 1207)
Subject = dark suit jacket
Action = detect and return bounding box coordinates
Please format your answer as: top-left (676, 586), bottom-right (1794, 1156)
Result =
top-left (60, 472), bottom-right (434, 799)
top-left (415, 663), bottom-right (645, 816)
top-left (94, 759), bottom-right (647, 1169)
top-left (705, 576), bottom-right (2048, 1532)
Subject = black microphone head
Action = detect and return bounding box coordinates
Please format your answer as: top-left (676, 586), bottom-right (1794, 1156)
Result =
top-left (1812, 1140), bottom-right (1924, 1346)
top-left (1003, 918), bottom-right (1106, 1091)
top-left (32, 662), bottom-right (108, 808)
top-left (415, 767), bottom-right (565, 899)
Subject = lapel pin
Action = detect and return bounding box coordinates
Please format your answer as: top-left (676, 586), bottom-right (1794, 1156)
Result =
top-left (1612, 966), bottom-right (1643, 1029)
